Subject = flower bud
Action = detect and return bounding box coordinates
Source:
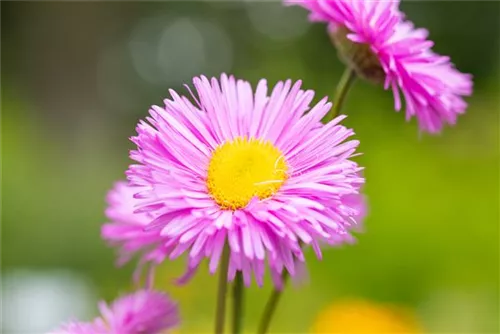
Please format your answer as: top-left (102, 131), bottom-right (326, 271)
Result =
top-left (330, 26), bottom-right (385, 84)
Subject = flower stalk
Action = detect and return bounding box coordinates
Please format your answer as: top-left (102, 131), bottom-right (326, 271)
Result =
top-left (256, 271), bottom-right (289, 334)
top-left (324, 66), bottom-right (357, 122)
top-left (214, 245), bottom-right (231, 334)
top-left (232, 272), bottom-right (245, 334)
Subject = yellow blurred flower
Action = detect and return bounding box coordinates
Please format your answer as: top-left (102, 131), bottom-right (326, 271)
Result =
top-left (311, 299), bottom-right (422, 333)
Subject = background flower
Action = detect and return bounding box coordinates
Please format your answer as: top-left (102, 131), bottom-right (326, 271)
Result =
top-left (287, 0), bottom-right (473, 133)
top-left (49, 320), bottom-right (107, 334)
top-left (49, 290), bottom-right (179, 334)
top-left (311, 298), bottom-right (422, 333)
top-left (99, 290), bottom-right (179, 334)
top-left (101, 181), bottom-right (172, 284)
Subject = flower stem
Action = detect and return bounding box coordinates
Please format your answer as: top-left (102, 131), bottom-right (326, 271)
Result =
top-left (214, 245), bottom-right (231, 334)
top-left (323, 66), bottom-right (357, 122)
top-left (232, 272), bottom-right (244, 334)
top-left (256, 271), bottom-right (290, 334)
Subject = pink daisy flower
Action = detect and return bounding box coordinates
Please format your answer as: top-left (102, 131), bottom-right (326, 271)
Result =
top-left (98, 290), bottom-right (179, 334)
top-left (287, 0), bottom-right (473, 133)
top-left (101, 181), bottom-right (172, 283)
top-left (127, 74), bottom-right (365, 288)
top-left (49, 290), bottom-right (179, 334)
top-left (49, 320), bottom-right (107, 334)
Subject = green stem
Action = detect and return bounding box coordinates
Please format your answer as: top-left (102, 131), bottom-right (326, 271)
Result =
top-left (214, 245), bottom-right (231, 334)
top-left (256, 271), bottom-right (290, 334)
top-left (323, 66), bottom-right (357, 123)
top-left (232, 272), bottom-right (245, 334)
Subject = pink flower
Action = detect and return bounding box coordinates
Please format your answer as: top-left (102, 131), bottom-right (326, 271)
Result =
top-left (49, 320), bottom-right (107, 334)
top-left (99, 290), bottom-right (179, 334)
top-left (101, 181), bottom-right (172, 283)
top-left (49, 290), bottom-right (179, 334)
top-left (127, 74), bottom-right (365, 288)
top-left (287, 0), bottom-right (473, 133)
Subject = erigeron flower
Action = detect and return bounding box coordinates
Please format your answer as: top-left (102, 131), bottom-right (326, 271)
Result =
top-left (287, 0), bottom-right (473, 133)
top-left (127, 74), bottom-right (365, 287)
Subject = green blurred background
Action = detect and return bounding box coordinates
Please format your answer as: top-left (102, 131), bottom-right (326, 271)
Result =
top-left (2, 1), bottom-right (499, 333)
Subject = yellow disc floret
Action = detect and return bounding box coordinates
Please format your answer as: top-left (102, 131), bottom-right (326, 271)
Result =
top-left (207, 137), bottom-right (288, 210)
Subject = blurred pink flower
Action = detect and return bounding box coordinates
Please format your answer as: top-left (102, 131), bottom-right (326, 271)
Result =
top-left (49, 320), bottom-right (107, 334)
top-left (98, 290), bottom-right (179, 334)
top-left (49, 290), bottom-right (179, 334)
top-left (127, 74), bottom-right (365, 288)
top-left (101, 181), bottom-right (173, 284)
top-left (287, 0), bottom-right (473, 133)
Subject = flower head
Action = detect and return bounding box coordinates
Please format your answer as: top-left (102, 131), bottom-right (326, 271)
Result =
top-left (49, 320), bottom-right (107, 334)
top-left (101, 181), bottom-right (172, 283)
top-left (99, 290), bottom-right (179, 334)
top-left (127, 74), bottom-right (365, 288)
top-left (49, 290), bottom-right (179, 334)
top-left (311, 299), bottom-right (422, 333)
top-left (287, 0), bottom-right (473, 133)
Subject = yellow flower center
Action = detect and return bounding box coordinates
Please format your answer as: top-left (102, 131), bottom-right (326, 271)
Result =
top-left (206, 137), bottom-right (288, 210)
